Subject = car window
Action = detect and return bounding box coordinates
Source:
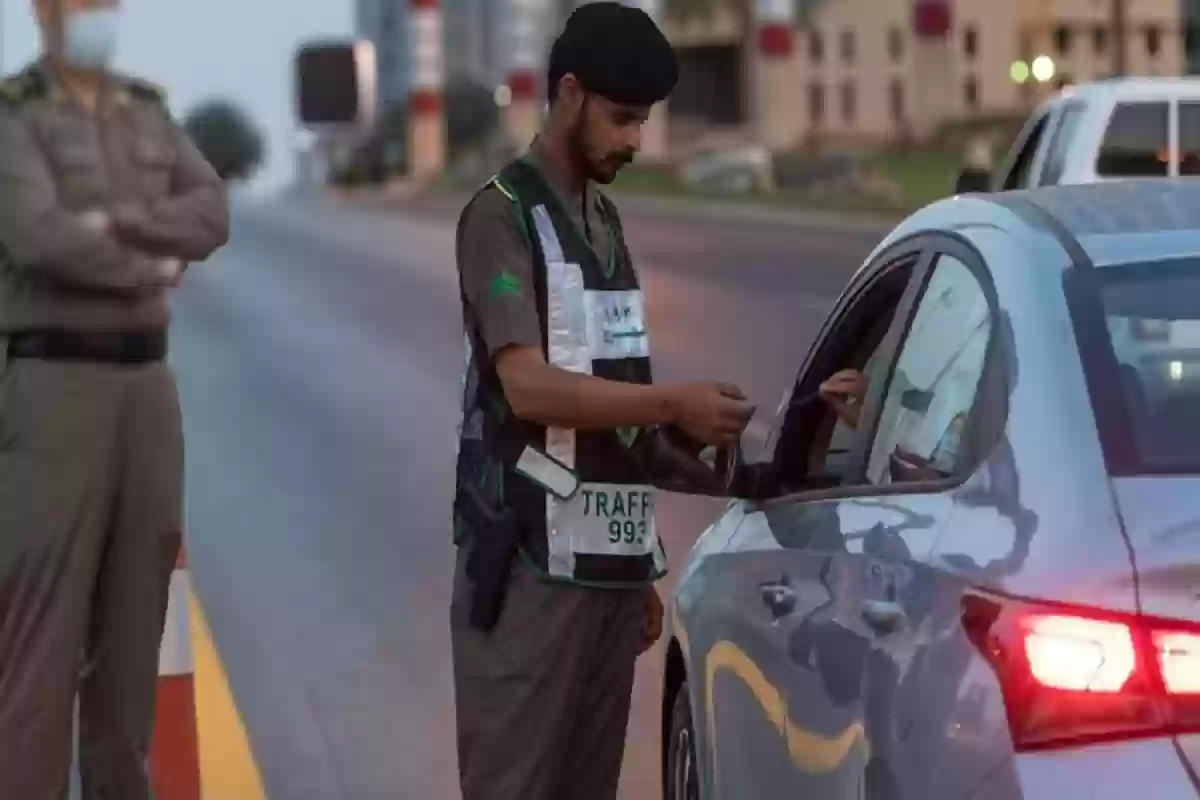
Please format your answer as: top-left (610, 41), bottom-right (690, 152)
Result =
top-left (1001, 113), bottom-right (1049, 190)
top-left (1179, 102), bottom-right (1200, 176)
top-left (1096, 101), bottom-right (1169, 177)
top-left (867, 254), bottom-right (993, 486)
top-left (1040, 102), bottom-right (1086, 185)
top-left (765, 255), bottom-right (920, 495)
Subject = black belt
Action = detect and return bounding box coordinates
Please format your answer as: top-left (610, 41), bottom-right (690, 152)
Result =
top-left (6, 329), bottom-right (167, 364)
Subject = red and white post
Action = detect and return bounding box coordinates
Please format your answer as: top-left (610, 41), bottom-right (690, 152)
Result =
top-left (408, 0), bottom-right (447, 179)
top-left (149, 546), bottom-right (201, 800)
top-left (753, 0), bottom-right (802, 152)
top-left (504, 0), bottom-right (544, 151)
top-left (623, 0), bottom-right (669, 161)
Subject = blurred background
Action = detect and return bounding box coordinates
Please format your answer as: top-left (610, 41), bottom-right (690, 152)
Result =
top-left (4, 1), bottom-right (1198, 798)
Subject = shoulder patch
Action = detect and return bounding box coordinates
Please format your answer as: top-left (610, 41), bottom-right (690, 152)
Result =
top-left (0, 68), bottom-right (48, 107)
top-left (125, 77), bottom-right (167, 106)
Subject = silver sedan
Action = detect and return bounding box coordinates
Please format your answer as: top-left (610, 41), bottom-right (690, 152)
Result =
top-left (661, 179), bottom-right (1200, 799)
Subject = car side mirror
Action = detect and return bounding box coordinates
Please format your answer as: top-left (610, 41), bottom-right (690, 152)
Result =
top-left (954, 167), bottom-right (992, 194)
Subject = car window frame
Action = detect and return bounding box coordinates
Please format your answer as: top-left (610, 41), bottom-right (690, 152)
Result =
top-left (753, 233), bottom-right (1004, 511)
top-left (994, 107), bottom-right (1053, 191)
top-left (749, 236), bottom-right (934, 507)
top-left (853, 237), bottom-right (1002, 491)
top-left (1038, 99), bottom-right (1086, 186)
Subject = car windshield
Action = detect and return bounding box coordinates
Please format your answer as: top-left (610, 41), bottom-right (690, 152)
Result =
top-left (1073, 258), bottom-right (1200, 474)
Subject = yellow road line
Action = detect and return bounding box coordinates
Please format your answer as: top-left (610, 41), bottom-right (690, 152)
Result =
top-left (189, 593), bottom-right (268, 800)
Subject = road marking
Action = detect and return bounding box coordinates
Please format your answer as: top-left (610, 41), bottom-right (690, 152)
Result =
top-left (190, 593), bottom-right (267, 800)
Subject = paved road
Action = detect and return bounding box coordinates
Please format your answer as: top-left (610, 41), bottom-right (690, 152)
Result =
top-left (170, 192), bottom-right (884, 799)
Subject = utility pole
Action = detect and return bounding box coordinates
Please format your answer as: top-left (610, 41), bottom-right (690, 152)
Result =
top-left (1111, 0), bottom-right (1128, 76)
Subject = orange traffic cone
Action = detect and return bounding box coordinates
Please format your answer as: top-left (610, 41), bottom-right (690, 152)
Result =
top-left (149, 546), bottom-right (201, 800)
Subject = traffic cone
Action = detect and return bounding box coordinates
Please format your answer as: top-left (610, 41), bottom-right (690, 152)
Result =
top-left (149, 546), bottom-right (201, 800)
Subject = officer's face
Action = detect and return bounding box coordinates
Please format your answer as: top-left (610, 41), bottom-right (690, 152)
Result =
top-left (561, 76), bottom-right (649, 185)
top-left (34, 0), bottom-right (120, 49)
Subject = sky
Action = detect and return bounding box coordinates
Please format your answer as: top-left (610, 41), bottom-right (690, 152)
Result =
top-left (1, 0), bottom-right (352, 189)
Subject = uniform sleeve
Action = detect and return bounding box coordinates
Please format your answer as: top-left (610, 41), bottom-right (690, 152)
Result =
top-left (457, 188), bottom-right (543, 357)
top-left (0, 102), bottom-right (166, 294)
top-left (124, 114), bottom-right (230, 262)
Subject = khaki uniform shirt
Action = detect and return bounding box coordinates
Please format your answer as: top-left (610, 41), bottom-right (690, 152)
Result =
top-left (456, 142), bottom-right (618, 358)
top-left (0, 59), bottom-right (230, 333)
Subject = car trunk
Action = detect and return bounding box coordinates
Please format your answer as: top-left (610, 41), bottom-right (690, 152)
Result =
top-left (1111, 476), bottom-right (1200, 780)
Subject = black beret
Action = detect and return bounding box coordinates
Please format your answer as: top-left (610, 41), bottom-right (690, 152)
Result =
top-left (549, 2), bottom-right (678, 106)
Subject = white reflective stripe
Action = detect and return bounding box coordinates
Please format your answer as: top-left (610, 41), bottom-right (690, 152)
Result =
top-left (755, 0), bottom-right (793, 23)
top-left (545, 261), bottom-right (590, 375)
top-left (411, 8), bottom-right (444, 90)
top-left (559, 482), bottom-right (658, 557)
top-left (584, 289), bottom-right (650, 360)
top-left (538, 202), bottom-right (582, 576)
top-left (530, 204), bottom-right (564, 262)
top-left (158, 569), bottom-right (193, 677)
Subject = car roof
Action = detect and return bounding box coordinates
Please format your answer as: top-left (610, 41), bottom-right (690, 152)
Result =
top-left (875, 179), bottom-right (1200, 270)
top-left (1046, 77), bottom-right (1200, 106)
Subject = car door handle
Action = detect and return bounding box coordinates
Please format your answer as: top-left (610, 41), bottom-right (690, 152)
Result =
top-left (760, 578), bottom-right (797, 618)
top-left (861, 599), bottom-right (906, 634)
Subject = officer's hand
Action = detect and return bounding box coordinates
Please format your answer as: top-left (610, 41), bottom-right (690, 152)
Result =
top-left (639, 585), bottom-right (664, 655)
top-left (669, 382), bottom-right (755, 448)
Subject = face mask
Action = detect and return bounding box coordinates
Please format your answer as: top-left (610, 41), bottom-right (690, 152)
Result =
top-left (61, 8), bottom-right (121, 70)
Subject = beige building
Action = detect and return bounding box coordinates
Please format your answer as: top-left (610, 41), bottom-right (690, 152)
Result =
top-left (659, 0), bottom-right (1184, 153)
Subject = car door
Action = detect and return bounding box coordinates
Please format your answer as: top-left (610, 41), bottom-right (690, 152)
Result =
top-left (844, 239), bottom-right (1003, 798)
top-left (709, 236), bottom-right (1000, 800)
top-left (696, 241), bottom-right (930, 800)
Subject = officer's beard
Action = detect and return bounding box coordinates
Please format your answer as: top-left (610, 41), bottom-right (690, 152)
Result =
top-left (569, 95), bottom-right (630, 186)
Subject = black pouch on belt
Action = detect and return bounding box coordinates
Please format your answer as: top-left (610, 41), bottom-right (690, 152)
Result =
top-left (457, 480), bottom-right (522, 633)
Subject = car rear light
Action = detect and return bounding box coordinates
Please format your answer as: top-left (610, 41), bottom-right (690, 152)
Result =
top-left (962, 593), bottom-right (1200, 752)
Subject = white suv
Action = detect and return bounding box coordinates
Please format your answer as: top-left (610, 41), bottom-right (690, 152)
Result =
top-left (956, 78), bottom-right (1200, 193)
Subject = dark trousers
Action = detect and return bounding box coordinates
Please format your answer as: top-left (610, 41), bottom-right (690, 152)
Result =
top-left (0, 356), bottom-right (183, 799)
top-left (450, 546), bottom-right (645, 800)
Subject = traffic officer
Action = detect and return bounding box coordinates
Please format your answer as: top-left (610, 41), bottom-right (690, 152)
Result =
top-left (451, 4), bottom-right (755, 798)
top-left (0, 0), bottom-right (229, 796)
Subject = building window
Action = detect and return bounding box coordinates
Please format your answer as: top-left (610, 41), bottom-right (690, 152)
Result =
top-left (888, 27), bottom-right (904, 62)
top-left (841, 81), bottom-right (856, 123)
top-left (809, 83), bottom-right (825, 124)
top-left (964, 76), bottom-right (979, 110)
top-left (1146, 25), bottom-right (1162, 57)
top-left (810, 30), bottom-right (825, 64)
top-left (890, 79), bottom-right (905, 121)
top-left (1094, 25), bottom-right (1109, 55)
top-left (841, 29), bottom-right (856, 64)
top-left (964, 26), bottom-right (978, 59)
top-left (1055, 24), bottom-right (1072, 55)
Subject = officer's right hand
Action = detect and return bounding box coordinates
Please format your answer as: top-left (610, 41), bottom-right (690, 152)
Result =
top-left (669, 382), bottom-right (755, 447)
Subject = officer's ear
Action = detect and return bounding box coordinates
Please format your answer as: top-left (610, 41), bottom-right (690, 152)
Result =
top-left (556, 73), bottom-right (587, 115)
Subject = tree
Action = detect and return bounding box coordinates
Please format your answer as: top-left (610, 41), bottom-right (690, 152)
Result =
top-left (182, 99), bottom-right (266, 182)
top-left (444, 79), bottom-right (501, 158)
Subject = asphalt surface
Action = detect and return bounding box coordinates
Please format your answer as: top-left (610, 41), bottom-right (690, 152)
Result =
top-left (169, 191), bottom-right (885, 799)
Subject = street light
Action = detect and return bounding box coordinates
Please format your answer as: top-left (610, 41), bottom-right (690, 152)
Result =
top-left (1032, 54), bottom-right (1056, 83)
top-left (1010, 60), bottom-right (1031, 84)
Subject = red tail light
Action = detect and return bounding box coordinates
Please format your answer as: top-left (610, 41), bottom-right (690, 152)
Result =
top-left (962, 593), bottom-right (1200, 752)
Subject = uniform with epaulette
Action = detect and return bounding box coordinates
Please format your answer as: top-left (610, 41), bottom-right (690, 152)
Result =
top-left (0, 26), bottom-right (229, 799)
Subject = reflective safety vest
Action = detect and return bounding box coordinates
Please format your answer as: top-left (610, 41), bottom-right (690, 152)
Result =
top-left (454, 157), bottom-right (667, 587)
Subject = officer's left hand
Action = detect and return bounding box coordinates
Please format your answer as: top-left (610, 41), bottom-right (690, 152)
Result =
top-left (640, 585), bottom-right (664, 654)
